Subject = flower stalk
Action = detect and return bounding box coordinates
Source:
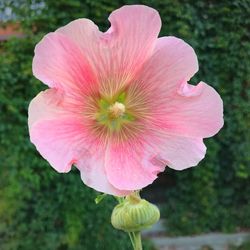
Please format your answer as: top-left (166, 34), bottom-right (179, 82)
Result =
top-left (133, 231), bottom-right (142, 250)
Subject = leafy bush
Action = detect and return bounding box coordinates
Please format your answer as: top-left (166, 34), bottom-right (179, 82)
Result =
top-left (0, 2), bottom-right (249, 250)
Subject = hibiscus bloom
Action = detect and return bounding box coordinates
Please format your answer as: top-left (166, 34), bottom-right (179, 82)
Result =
top-left (28, 5), bottom-right (223, 196)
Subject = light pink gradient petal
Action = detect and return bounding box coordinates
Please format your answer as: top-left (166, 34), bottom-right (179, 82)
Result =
top-left (28, 89), bottom-right (66, 128)
top-left (165, 137), bottom-right (206, 171)
top-left (135, 36), bottom-right (223, 138)
top-left (77, 148), bottom-right (130, 196)
top-left (56, 18), bottom-right (100, 53)
top-left (28, 90), bottom-right (128, 196)
top-left (28, 89), bottom-right (85, 173)
top-left (105, 128), bottom-right (207, 190)
top-left (147, 131), bottom-right (207, 170)
top-left (135, 36), bottom-right (198, 96)
top-left (30, 118), bottom-right (84, 173)
top-left (32, 32), bottom-right (96, 94)
top-left (107, 5), bottom-right (161, 74)
top-left (105, 140), bottom-right (166, 190)
top-left (56, 18), bottom-right (101, 73)
top-left (57, 5), bottom-right (161, 82)
top-left (151, 81), bottom-right (224, 138)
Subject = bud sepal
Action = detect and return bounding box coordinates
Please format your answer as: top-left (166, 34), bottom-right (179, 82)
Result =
top-left (111, 192), bottom-right (160, 233)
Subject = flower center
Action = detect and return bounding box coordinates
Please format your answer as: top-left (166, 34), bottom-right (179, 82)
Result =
top-left (95, 93), bottom-right (135, 133)
top-left (108, 102), bottom-right (126, 119)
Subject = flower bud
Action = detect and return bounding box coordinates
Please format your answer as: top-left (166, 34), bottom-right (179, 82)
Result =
top-left (111, 194), bottom-right (160, 232)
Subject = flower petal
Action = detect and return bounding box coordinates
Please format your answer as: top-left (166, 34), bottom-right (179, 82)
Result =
top-left (106, 5), bottom-right (161, 74)
top-left (28, 89), bottom-right (88, 173)
top-left (77, 148), bottom-right (130, 196)
top-left (29, 91), bottom-right (81, 173)
top-left (134, 36), bottom-right (198, 97)
top-left (56, 18), bottom-right (101, 70)
top-left (28, 89), bottom-right (72, 129)
top-left (57, 5), bottom-right (161, 89)
top-left (134, 36), bottom-right (223, 138)
top-left (28, 89), bottom-right (128, 196)
top-left (151, 81), bottom-right (224, 138)
top-left (105, 127), bottom-right (207, 190)
top-left (105, 139), bottom-right (166, 191)
top-left (32, 32), bottom-right (96, 94)
top-left (148, 131), bottom-right (207, 170)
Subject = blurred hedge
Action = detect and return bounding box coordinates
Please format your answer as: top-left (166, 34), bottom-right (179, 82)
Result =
top-left (0, 2), bottom-right (249, 250)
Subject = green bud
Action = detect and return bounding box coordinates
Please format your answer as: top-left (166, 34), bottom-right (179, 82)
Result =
top-left (111, 193), bottom-right (160, 232)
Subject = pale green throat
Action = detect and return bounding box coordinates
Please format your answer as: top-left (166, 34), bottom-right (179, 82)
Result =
top-left (95, 92), bottom-right (135, 132)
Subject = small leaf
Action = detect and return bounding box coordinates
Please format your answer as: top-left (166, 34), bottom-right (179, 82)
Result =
top-left (95, 194), bottom-right (107, 204)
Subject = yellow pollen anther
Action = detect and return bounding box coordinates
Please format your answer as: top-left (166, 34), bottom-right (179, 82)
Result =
top-left (109, 102), bottom-right (126, 118)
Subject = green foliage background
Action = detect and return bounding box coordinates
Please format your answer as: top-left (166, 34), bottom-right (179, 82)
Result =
top-left (0, 0), bottom-right (249, 249)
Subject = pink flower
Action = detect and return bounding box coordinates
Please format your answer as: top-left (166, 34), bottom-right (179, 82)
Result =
top-left (28, 5), bottom-right (223, 196)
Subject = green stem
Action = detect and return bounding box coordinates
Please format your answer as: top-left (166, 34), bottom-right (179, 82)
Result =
top-left (128, 232), bottom-right (136, 249)
top-left (128, 231), bottom-right (142, 250)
